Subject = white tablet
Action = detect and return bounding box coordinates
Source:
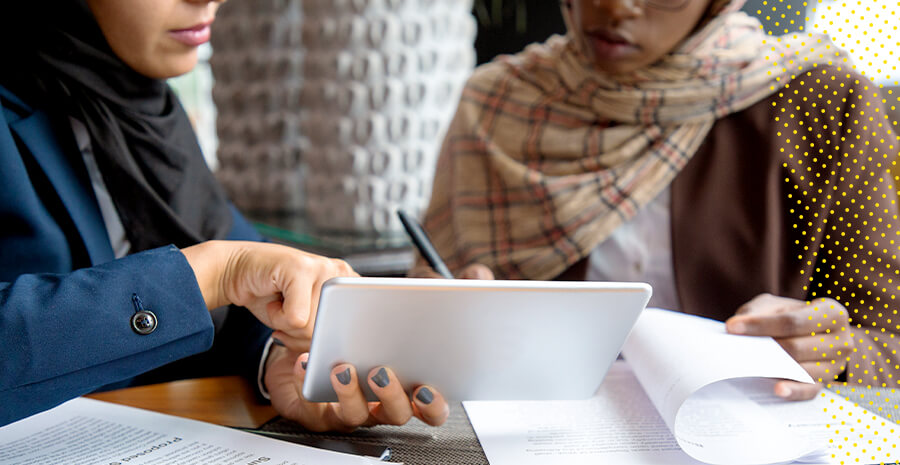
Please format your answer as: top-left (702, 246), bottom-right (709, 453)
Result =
top-left (302, 277), bottom-right (651, 402)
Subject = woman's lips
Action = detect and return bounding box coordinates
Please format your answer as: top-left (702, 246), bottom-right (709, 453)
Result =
top-left (169, 22), bottom-right (212, 47)
top-left (586, 31), bottom-right (639, 61)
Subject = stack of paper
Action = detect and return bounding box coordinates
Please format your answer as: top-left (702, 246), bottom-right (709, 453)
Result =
top-left (464, 309), bottom-right (898, 465)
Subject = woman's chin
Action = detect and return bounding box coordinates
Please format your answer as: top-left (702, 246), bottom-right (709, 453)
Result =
top-left (591, 60), bottom-right (646, 76)
top-left (133, 52), bottom-right (198, 80)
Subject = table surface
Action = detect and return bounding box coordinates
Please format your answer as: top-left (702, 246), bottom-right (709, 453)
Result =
top-left (85, 376), bottom-right (276, 429)
top-left (85, 376), bottom-right (899, 465)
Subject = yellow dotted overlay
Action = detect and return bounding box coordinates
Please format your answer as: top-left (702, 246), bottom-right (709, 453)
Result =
top-left (761, 0), bottom-right (900, 463)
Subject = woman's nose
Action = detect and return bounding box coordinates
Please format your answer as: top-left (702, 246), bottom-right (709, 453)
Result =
top-left (588, 0), bottom-right (643, 21)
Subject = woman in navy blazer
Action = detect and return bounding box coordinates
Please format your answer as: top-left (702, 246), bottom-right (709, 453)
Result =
top-left (0, 0), bottom-right (449, 430)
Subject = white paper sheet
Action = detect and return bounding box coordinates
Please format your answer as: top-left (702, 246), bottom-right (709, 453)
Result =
top-left (622, 309), bottom-right (816, 464)
top-left (621, 308), bottom-right (814, 427)
top-left (465, 362), bottom-right (707, 465)
top-left (0, 398), bottom-right (386, 465)
top-left (465, 362), bottom-right (897, 465)
top-left (464, 309), bottom-right (898, 465)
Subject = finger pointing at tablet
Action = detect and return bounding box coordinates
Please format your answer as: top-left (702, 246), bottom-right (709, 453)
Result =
top-left (181, 241), bottom-right (359, 353)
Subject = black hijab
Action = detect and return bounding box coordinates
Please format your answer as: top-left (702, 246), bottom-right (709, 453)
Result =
top-left (1, 1), bottom-right (232, 253)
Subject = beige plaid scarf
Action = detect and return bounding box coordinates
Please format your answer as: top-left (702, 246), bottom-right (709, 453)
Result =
top-left (423, 0), bottom-right (841, 280)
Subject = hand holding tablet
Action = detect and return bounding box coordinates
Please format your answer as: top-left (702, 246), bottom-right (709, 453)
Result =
top-left (302, 277), bottom-right (650, 402)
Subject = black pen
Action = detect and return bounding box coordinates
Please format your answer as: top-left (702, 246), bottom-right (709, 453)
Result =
top-left (397, 209), bottom-right (454, 279)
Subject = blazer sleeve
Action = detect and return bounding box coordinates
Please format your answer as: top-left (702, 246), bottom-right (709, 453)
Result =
top-left (124, 206), bottom-right (274, 396)
top-left (0, 245), bottom-right (215, 426)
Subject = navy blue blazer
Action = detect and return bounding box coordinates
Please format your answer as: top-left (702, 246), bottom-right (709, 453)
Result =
top-left (0, 85), bottom-right (271, 426)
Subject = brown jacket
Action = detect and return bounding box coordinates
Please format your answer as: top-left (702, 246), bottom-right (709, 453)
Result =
top-left (560, 68), bottom-right (900, 387)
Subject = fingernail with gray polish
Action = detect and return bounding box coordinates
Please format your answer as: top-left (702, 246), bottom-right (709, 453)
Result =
top-left (300, 360), bottom-right (307, 370)
top-left (371, 367), bottom-right (390, 388)
top-left (416, 387), bottom-right (434, 405)
top-left (336, 368), bottom-right (351, 385)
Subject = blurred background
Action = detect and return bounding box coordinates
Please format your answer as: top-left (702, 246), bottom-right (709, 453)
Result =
top-left (167, 0), bottom-right (899, 274)
top-left (172, 0), bottom-right (898, 168)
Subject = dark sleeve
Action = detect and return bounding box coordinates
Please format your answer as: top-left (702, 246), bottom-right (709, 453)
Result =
top-left (799, 68), bottom-right (900, 388)
top-left (0, 246), bottom-right (214, 426)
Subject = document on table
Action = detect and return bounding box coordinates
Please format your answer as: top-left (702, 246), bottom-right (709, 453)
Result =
top-left (0, 398), bottom-right (386, 465)
top-left (464, 309), bottom-right (899, 465)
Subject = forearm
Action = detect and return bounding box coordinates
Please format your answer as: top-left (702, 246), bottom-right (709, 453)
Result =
top-left (180, 240), bottom-right (234, 310)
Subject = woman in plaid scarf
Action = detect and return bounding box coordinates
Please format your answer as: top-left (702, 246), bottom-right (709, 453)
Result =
top-left (415, 0), bottom-right (900, 400)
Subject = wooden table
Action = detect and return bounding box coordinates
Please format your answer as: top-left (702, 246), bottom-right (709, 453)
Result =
top-left (82, 376), bottom-right (489, 464)
top-left (85, 376), bottom-right (276, 428)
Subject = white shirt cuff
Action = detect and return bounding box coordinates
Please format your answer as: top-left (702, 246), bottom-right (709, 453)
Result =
top-left (257, 335), bottom-right (278, 401)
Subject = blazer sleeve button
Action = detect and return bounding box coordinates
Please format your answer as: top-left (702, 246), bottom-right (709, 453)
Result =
top-left (131, 310), bottom-right (158, 335)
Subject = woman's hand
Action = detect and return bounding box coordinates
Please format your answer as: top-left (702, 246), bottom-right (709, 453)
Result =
top-left (181, 240), bottom-right (358, 352)
top-left (725, 294), bottom-right (855, 400)
top-left (264, 345), bottom-right (450, 432)
top-left (408, 263), bottom-right (495, 279)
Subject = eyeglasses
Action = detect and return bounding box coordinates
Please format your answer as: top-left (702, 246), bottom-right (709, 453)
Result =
top-left (560, 0), bottom-right (692, 12)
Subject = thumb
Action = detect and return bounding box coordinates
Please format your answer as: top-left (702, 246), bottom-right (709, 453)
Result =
top-left (273, 329), bottom-right (311, 353)
top-left (459, 264), bottom-right (495, 280)
top-left (724, 314), bottom-right (751, 335)
top-left (294, 352), bottom-right (310, 382)
top-left (774, 380), bottom-right (821, 401)
top-left (734, 293), bottom-right (799, 316)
